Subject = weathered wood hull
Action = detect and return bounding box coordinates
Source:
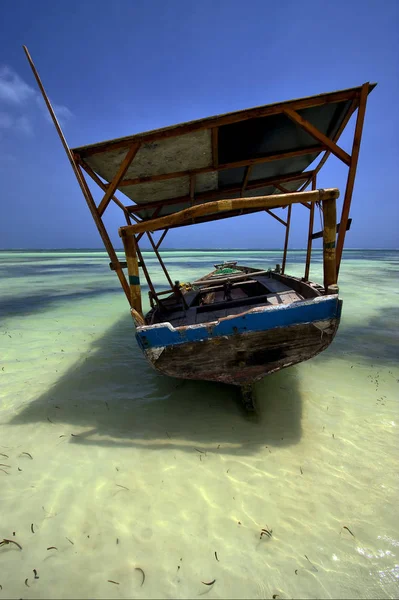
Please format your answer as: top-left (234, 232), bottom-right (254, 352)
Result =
top-left (135, 294), bottom-right (342, 386)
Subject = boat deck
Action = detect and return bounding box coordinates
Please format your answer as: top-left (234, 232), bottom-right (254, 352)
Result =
top-left (148, 270), bottom-right (314, 328)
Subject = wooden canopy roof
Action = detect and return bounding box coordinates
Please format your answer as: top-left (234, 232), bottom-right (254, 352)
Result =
top-left (72, 84), bottom-right (375, 221)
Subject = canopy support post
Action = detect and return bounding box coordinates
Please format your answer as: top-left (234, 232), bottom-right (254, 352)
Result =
top-left (281, 205), bottom-right (292, 274)
top-left (120, 231), bottom-right (142, 314)
top-left (146, 232), bottom-right (174, 288)
top-left (322, 195), bottom-right (337, 293)
top-left (336, 83), bottom-right (369, 276)
top-left (304, 175), bottom-right (316, 280)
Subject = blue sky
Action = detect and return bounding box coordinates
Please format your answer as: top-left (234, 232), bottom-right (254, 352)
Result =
top-left (0, 0), bottom-right (398, 249)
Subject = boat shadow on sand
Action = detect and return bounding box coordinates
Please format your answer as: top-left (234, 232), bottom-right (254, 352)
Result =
top-left (10, 314), bottom-right (304, 454)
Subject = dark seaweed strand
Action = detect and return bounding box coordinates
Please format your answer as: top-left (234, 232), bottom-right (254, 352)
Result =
top-left (214, 551), bottom-right (219, 561)
top-left (21, 452), bottom-right (33, 459)
top-left (343, 526), bottom-right (355, 537)
top-left (135, 567), bottom-right (145, 587)
top-left (25, 579), bottom-right (30, 587)
top-left (201, 579), bottom-right (216, 586)
top-left (47, 546), bottom-right (58, 550)
top-left (31, 523), bottom-right (35, 533)
top-left (0, 539), bottom-right (22, 550)
top-left (108, 580), bottom-right (119, 585)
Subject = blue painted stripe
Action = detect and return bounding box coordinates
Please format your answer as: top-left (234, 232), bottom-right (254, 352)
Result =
top-left (136, 297), bottom-right (342, 350)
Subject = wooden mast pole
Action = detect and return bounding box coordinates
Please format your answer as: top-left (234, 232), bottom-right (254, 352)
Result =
top-left (22, 45), bottom-right (130, 304)
top-left (304, 175), bottom-right (316, 280)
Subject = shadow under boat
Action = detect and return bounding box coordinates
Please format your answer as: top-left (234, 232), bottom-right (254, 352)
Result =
top-left (9, 313), bottom-right (303, 453)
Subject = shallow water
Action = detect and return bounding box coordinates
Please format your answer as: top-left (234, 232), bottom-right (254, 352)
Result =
top-left (0, 249), bottom-right (398, 599)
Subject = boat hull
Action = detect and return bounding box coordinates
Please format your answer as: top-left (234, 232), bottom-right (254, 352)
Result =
top-left (135, 294), bottom-right (342, 386)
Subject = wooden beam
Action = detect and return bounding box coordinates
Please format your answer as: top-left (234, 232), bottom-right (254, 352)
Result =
top-left (322, 196), bottom-right (337, 292)
top-left (313, 98), bottom-right (358, 178)
top-left (193, 269), bottom-right (272, 287)
top-left (241, 166), bottom-right (252, 197)
top-left (97, 143), bottom-right (140, 216)
top-left (77, 156), bottom-right (130, 214)
top-left (265, 209), bottom-right (287, 227)
top-left (118, 145), bottom-right (322, 187)
top-left (336, 83), bottom-right (369, 276)
top-left (311, 218), bottom-right (352, 240)
top-left (126, 171), bottom-right (314, 215)
top-left (75, 87), bottom-right (365, 157)
top-left (22, 46), bottom-right (132, 304)
top-left (275, 183), bottom-right (290, 194)
top-left (283, 108), bottom-right (351, 166)
top-left (211, 127), bottom-right (218, 168)
top-left (304, 175), bottom-right (316, 280)
top-left (156, 228), bottom-right (169, 250)
top-left (281, 205), bottom-right (292, 274)
top-left (119, 188), bottom-right (339, 236)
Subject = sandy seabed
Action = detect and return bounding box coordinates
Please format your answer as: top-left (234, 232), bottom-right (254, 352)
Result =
top-left (0, 249), bottom-right (398, 599)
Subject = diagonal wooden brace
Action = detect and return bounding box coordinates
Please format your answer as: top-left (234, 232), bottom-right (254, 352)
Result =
top-left (97, 143), bottom-right (140, 216)
top-left (283, 108), bottom-right (351, 166)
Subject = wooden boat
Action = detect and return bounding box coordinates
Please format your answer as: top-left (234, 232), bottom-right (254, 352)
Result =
top-left (23, 46), bottom-right (375, 410)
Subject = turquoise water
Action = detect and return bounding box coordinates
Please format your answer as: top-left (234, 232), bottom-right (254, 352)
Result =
top-left (0, 249), bottom-right (398, 599)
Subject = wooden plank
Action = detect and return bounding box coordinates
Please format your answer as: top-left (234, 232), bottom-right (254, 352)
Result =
top-left (281, 204), bottom-right (292, 274)
top-left (110, 261), bottom-right (128, 270)
top-left (322, 196), bottom-right (337, 292)
top-left (304, 175), bottom-right (316, 280)
top-left (336, 83), bottom-right (369, 275)
top-left (265, 209), bottom-right (287, 227)
top-left (97, 143), bottom-right (140, 216)
top-left (118, 145), bottom-right (322, 187)
top-left (211, 127), bottom-right (218, 168)
top-left (126, 171), bottom-right (314, 215)
top-left (120, 189), bottom-right (339, 235)
top-left (76, 87), bottom-right (364, 157)
top-left (193, 269), bottom-right (271, 286)
top-left (311, 218), bottom-right (352, 240)
top-left (283, 108), bottom-right (351, 166)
